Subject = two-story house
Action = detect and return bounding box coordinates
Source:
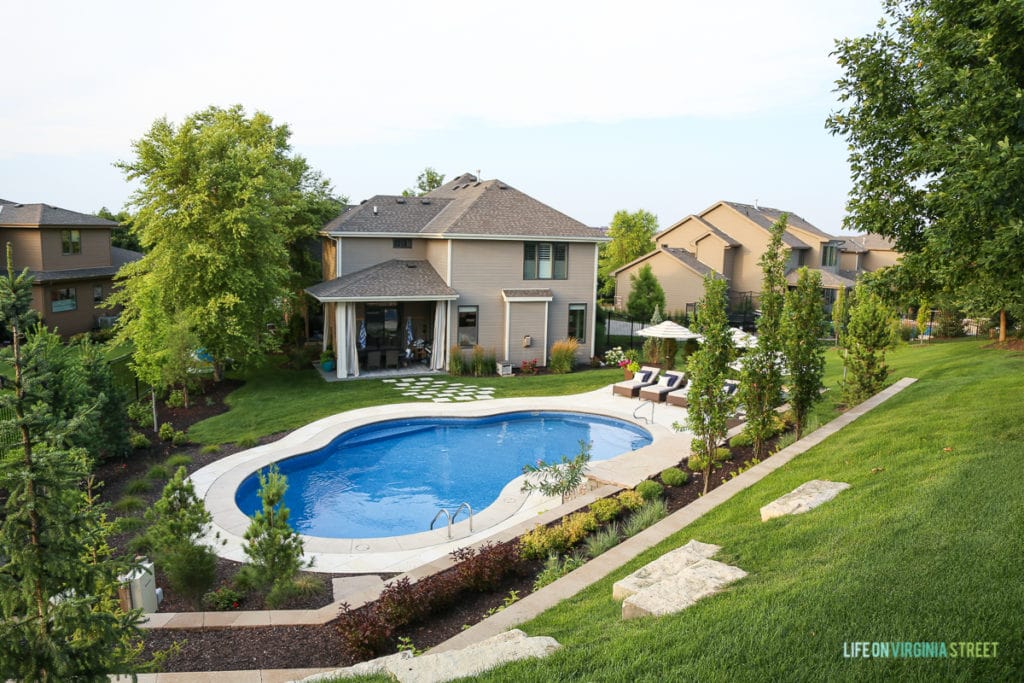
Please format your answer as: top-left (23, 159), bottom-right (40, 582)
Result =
top-left (306, 173), bottom-right (607, 377)
top-left (0, 199), bottom-right (142, 337)
top-left (613, 200), bottom-right (897, 317)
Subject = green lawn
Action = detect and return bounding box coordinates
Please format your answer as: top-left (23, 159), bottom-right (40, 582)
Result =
top-left (187, 364), bottom-right (623, 445)
top-left (334, 339), bottom-right (1022, 681)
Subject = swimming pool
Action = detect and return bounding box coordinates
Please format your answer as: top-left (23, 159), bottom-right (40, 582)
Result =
top-left (234, 411), bottom-right (652, 539)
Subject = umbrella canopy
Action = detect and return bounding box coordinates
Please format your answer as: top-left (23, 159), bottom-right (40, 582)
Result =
top-left (637, 320), bottom-right (702, 340)
top-left (730, 327), bottom-right (758, 349)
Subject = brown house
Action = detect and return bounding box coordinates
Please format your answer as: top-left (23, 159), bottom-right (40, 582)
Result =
top-left (0, 199), bottom-right (142, 336)
top-left (613, 200), bottom-right (898, 317)
top-left (306, 173), bottom-right (607, 377)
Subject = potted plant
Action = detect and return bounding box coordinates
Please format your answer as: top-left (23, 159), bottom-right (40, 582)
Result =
top-left (623, 359), bottom-right (641, 380)
top-left (320, 348), bottom-right (336, 372)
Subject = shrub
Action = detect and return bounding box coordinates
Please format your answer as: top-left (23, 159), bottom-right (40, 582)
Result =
top-left (129, 430), bottom-right (150, 450)
top-left (146, 464), bottom-right (170, 481)
top-left (687, 445), bottom-right (731, 473)
top-left (163, 542), bottom-right (217, 606)
top-left (165, 454), bottom-right (193, 468)
top-left (521, 440), bottom-right (592, 503)
top-left (236, 436), bottom-right (258, 449)
top-left (642, 336), bottom-right (660, 365)
top-left (636, 480), bottom-right (664, 501)
top-left (448, 345), bottom-right (465, 376)
top-left (127, 401), bottom-right (153, 428)
top-left (622, 499), bottom-right (668, 537)
top-left (336, 602), bottom-right (394, 660)
top-left (729, 430), bottom-right (754, 449)
top-left (165, 389), bottom-right (186, 409)
top-left (617, 489), bottom-right (644, 511)
top-left (470, 345), bottom-right (488, 377)
top-left (560, 511), bottom-right (598, 546)
top-left (172, 430), bottom-right (189, 447)
top-left (588, 497), bottom-right (623, 523)
top-left (113, 496), bottom-right (146, 513)
top-left (202, 586), bottom-right (243, 611)
top-left (584, 523), bottom-right (622, 558)
top-left (548, 338), bottom-right (579, 374)
top-left (113, 516), bottom-right (146, 533)
top-left (519, 358), bottom-right (539, 375)
top-left (158, 422), bottom-right (175, 442)
top-left (200, 444), bottom-right (221, 455)
top-left (518, 524), bottom-right (569, 560)
top-left (533, 551), bottom-right (587, 591)
top-left (125, 479), bottom-right (150, 495)
top-left (450, 541), bottom-right (525, 593)
top-left (660, 467), bottom-right (690, 487)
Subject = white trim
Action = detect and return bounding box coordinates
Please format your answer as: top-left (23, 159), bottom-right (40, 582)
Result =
top-left (501, 294), bottom-right (553, 303)
top-left (313, 294), bottom-right (459, 303)
top-left (542, 300), bottom-right (549, 367)
top-left (446, 239), bottom-right (453, 285)
top-left (323, 231), bottom-right (608, 244)
top-left (590, 243), bottom-right (599, 359)
top-left (504, 300), bottom-right (511, 362)
top-left (335, 237), bottom-right (343, 278)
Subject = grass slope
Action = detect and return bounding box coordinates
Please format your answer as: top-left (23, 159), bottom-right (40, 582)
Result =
top-left (456, 340), bottom-right (1024, 681)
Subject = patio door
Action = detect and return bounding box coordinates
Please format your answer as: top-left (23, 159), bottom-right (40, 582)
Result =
top-left (364, 303), bottom-right (401, 350)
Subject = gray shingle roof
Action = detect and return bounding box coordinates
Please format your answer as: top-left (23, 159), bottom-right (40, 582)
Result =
top-left (0, 202), bottom-right (119, 228)
top-left (305, 260), bottom-right (458, 301)
top-left (662, 247), bottom-right (725, 278)
top-left (502, 288), bottom-right (554, 299)
top-left (785, 268), bottom-right (856, 289)
top-left (322, 173), bottom-right (604, 241)
top-left (839, 233), bottom-right (895, 251)
top-left (722, 201), bottom-right (828, 246)
top-left (4, 247), bottom-right (142, 284)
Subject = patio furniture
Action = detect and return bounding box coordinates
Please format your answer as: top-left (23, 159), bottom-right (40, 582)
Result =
top-left (367, 351), bottom-right (382, 370)
top-left (666, 387), bottom-right (689, 408)
top-left (639, 371), bottom-right (688, 403)
top-left (612, 366), bottom-right (661, 398)
top-left (385, 350), bottom-right (400, 369)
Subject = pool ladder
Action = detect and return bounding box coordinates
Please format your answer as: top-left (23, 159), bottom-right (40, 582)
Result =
top-left (430, 502), bottom-right (474, 539)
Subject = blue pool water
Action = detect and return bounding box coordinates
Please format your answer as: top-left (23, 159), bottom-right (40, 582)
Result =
top-left (235, 411), bottom-right (652, 539)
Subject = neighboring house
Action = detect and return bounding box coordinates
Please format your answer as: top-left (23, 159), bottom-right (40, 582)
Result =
top-left (0, 199), bottom-right (142, 337)
top-left (306, 173), bottom-right (607, 378)
top-left (613, 200), bottom-right (897, 319)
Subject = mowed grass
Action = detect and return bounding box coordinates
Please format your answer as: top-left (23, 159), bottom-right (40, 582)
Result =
top-left (444, 339), bottom-right (1022, 681)
top-left (187, 364), bottom-right (622, 445)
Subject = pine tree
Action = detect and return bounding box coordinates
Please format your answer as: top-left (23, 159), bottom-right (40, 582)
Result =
top-left (626, 265), bottom-right (666, 323)
top-left (0, 246), bottom-right (143, 681)
top-left (781, 267), bottom-right (826, 439)
top-left (843, 283), bottom-right (898, 405)
top-left (685, 274), bottom-right (734, 494)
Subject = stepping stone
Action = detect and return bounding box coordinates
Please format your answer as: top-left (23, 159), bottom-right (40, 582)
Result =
top-left (331, 575), bottom-right (385, 604)
top-left (760, 480), bottom-right (851, 521)
top-left (401, 392), bottom-right (419, 397)
top-left (381, 379), bottom-right (397, 383)
top-left (612, 539), bottom-right (720, 600)
top-left (387, 629), bottom-right (561, 683)
top-left (454, 396), bottom-right (475, 401)
top-left (433, 398), bottom-right (452, 403)
top-left (621, 558), bottom-right (747, 620)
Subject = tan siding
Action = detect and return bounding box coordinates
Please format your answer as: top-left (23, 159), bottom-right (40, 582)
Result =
top-left (506, 301), bottom-right (547, 365)
top-left (39, 280), bottom-right (108, 337)
top-left (41, 228), bottom-right (110, 271)
top-left (863, 250), bottom-right (899, 271)
top-left (424, 240), bottom-right (450, 284)
top-left (340, 237), bottom-right (428, 275)
top-left (450, 240), bottom-right (597, 362)
top-left (2, 229), bottom-right (44, 270)
top-left (694, 235), bottom-right (725, 273)
top-left (655, 215), bottom-right (709, 249)
top-left (785, 225), bottom-right (827, 268)
top-left (615, 252), bottom-right (706, 316)
top-left (321, 237), bottom-right (337, 280)
top-left (840, 252), bottom-right (860, 272)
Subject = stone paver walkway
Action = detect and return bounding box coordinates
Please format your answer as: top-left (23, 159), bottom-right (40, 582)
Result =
top-left (383, 376), bottom-right (495, 402)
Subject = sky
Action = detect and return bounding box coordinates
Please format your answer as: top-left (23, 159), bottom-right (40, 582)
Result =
top-left (2, 0), bottom-right (885, 235)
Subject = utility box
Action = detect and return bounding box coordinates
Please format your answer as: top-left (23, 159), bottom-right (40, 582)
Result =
top-left (497, 361), bottom-right (513, 377)
top-left (118, 560), bottom-right (161, 613)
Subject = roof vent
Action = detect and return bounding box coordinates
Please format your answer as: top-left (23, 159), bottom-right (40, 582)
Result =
top-left (420, 198), bottom-right (431, 205)
top-left (396, 197), bottom-right (406, 204)
top-left (753, 199), bottom-right (760, 210)
top-left (405, 263), bottom-right (417, 269)
top-left (373, 205), bottom-right (378, 216)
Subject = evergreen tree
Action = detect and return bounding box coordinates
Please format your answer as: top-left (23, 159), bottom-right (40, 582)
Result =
top-left (739, 214), bottom-right (788, 458)
top-left (781, 267), bottom-right (826, 439)
top-left (843, 283), bottom-right (898, 405)
top-left (626, 264), bottom-right (666, 323)
top-left (238, 466), bottom-right (308, 608)
top-left (0, 246), bottom-right (143, 681)
top-left (685, 274), bottom-right (734, 494)
top-left (833, 286), bottom-right (850, 347)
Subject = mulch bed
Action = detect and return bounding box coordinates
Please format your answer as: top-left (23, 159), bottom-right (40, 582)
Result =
top-left (99, 369), bottom-right (787, 672)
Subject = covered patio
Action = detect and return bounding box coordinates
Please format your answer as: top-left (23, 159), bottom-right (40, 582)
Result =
top-left (306, 260), bottom-right (459, 379)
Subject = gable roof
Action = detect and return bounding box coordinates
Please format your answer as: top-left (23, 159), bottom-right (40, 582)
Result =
top-left (611, 245), bottom-right (723, 279)
top-left (0, 202), bottom-right (118, 228)
top-left (785, 268), bottom-right (857, 289)
top-left (722, 201), bottom-right (833, 240)
top-left (322, 173), bottom-right (604, 242)
top-left (305, 259), bottom-right (458, 302)
top-left (839, 233), bottom-right (895, 252)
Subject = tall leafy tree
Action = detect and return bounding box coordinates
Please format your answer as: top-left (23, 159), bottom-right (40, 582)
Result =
top-left (843, 282), bottom-right (898, 404)
top-left (598, 209), bottom-right (658, 299)
top-left (402, 167), bottom-right (445, 197)
top-left (686, 274), bottom-right (734, 494)
top-left (95, 206), bottom-right (142, 252)
top-left (114, 104), bottom-right (334, 380)
top-left (739, 214), bottom-right (788, 458)
top-left (781, 267), bottom-right (826, 439)
top-left (626, 264), bottom-right (666, 323)
top-left (828, 0), bottom-right (1024, 341)
top-left (0, 247), bottom-right (143, 680)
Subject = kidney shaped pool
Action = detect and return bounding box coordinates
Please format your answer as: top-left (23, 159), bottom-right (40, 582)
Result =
top-left (234, 411), bottom-right (652, 539)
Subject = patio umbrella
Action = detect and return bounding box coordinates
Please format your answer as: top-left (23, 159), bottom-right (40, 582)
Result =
top-left (636, 320), bottom-right (701, 340)
top-left (729, 327), bottom-right (758, 349)
top-left (406, 317), bottom-right (414, 345)
top-left (358, 319), bottom-right (367, 349)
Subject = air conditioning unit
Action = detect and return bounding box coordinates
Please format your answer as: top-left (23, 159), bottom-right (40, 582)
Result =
top-left (118, 559), bottom-right (162, 613)
top-left (97, 315), bottom-right (119, 328)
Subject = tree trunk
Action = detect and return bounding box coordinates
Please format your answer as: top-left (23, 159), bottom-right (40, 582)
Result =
top-left (151, 387), bottom-right (159, 434)
top-left (999, 308), bottom-right (1007, 343)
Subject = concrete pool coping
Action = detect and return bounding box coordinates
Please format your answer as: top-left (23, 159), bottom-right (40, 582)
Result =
top-left (192, 386), bottom-right (694, 575)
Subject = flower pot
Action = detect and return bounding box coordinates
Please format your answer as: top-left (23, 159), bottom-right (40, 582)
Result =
top-left (623, 369), bottom-right (635, 380)
top-left (321, 359), bottom-right (336, 372)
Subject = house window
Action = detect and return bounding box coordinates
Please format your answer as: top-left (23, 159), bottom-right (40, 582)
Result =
top-left (61, 229), bottom-right (81, 255)
top-left (568, 304), bottom-right (586, 342)
top-left (523, 242), bottom-right (567, 280)
top-left (822, 288), bottom-right (838, 306)
top-left (457, 305), bottom-right (478, 347)
top-left (821, 244), bottom-right (838, 268)
top-left (393, 238), bottom-right (412, 249)
top-left (51, 287), bottom-right (77, 313)
top-left (93, 285), bottom-right (104, 304)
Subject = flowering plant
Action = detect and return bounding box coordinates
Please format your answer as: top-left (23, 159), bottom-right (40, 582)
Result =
top-left (604, 346), bottom-right (627, 366)
top-left (520, 358), bottom-right (539, 375)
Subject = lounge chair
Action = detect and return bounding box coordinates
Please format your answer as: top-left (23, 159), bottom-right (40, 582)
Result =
top-left (612, 366), bottom-right (661, 398)
top-left (639, 371), bottom-right (687, 403)
top-left (666, 386), bottom-right (689, 408)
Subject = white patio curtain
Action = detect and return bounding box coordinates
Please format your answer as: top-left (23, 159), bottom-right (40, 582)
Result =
top-left (431, 301), bottom-right (448, 371)
top-left (335, 303), bottom-right (360, 378)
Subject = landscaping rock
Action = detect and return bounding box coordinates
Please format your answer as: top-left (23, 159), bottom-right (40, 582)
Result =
top-left (387, 629), bottom-right (561, 683)
top-left (612, 539), bottom-right (721, 601)
top-left (331, 574), bottom-right (385, 605)
top-left (291, 651), bottom-right (412, 681)
top-left (759, 480), bottom-right (851, 521)
top-left (621, 558), bottom-right (748, 619)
